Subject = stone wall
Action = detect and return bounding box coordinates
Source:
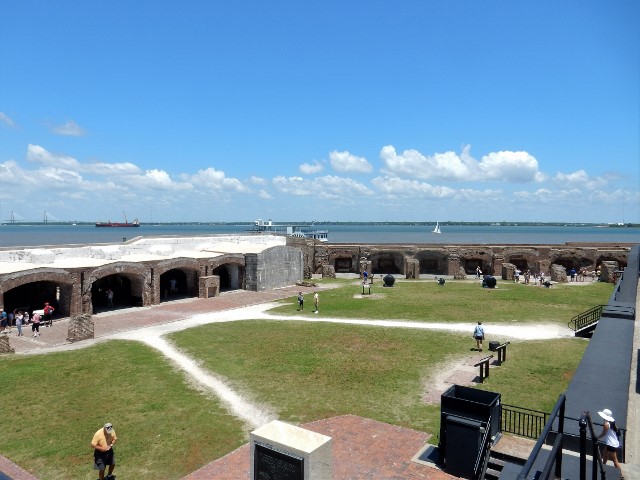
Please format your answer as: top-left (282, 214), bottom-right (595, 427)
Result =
top-left (245, 245), bottom-right (303, 291)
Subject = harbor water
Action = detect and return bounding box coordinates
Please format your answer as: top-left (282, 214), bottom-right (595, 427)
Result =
top-left (1, 223), bottom-right (638, 248)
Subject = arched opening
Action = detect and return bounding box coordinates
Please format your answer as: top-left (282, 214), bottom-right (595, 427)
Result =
top-left (463, 258), bottom-right (486, 275)
top-left (3, 280), bottom-right (71, 318)
top-left (417, 252), bottom-right (447, 275)
top-left (91, 274), bottom-right (143, 313)
top-left (507, 257), bottom-right (530, 272)
top-left (553, 257), bottom-right (578, 273)
top-left (211, 264), bottom-right (244, 291)
top-left (370, 253), bottom-right (402, 275)
top-left (159, 269), bottom-right (197, 301)
top-left (334, 257), bottom-right (353, 273)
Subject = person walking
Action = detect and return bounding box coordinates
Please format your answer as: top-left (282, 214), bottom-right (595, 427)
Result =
top-left (473, 322), bottom-right (485, 352)
top-left (297, 292), bottom-right (304, 311)
top-left (31, 311), bottom-right (41, 337)
top-left (15, 311), bottom-right (23, 337)
top-left (0, 308), bottom-right (7, 334)
top-left (43, 302), bottom-right (55, 327)
top-left (91, 422), bottom-right (117, 480)
top-left (313, 292), bottom-right (319, 313)
top-left (597, 408), bottom-right (625, 479)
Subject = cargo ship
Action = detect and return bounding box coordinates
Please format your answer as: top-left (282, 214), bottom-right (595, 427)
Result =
top-left (95, 212), bottom-right (140, 228)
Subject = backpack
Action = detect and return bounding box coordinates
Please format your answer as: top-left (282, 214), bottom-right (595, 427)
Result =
top-left (611, 421), bottom-right (621, 438)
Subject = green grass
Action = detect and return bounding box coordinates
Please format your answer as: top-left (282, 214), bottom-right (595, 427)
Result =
top-left (0, 342), bottom-right (247, 480)
top-left (0, 280), bottom-right (609, 479)
top-left (271, 279), bottom-right (613, 325)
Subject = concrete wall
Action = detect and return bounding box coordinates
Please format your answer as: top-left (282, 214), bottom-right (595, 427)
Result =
top-left (245, 245), bottom-right (303, 291)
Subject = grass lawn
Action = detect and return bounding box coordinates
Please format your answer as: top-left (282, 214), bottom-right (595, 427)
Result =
top-left (0, 279), bottom-right (610, 479)
top-left (0, 342), bottom-right (247, 480)
top-left (269, 278), bottom-right (613, 325)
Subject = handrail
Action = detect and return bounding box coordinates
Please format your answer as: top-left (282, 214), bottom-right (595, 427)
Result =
top-left (473, 412), bottom-right (493, 480)
top-left (568, 305), bottom-right (604, 331)
top-left (517, 393), bottom-right (566, 480)
top-left (581, 412), bottom-right (607, 480)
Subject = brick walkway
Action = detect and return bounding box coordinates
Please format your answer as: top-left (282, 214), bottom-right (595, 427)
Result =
top-left (1, 286), bottom-right (491, 479)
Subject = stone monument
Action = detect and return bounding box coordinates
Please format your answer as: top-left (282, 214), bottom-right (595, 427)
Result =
top-left (250, 420), bottom-right (332, 480)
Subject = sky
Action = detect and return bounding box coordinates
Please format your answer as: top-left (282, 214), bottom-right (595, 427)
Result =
top-left (1, 1), bottom-right (639, 224)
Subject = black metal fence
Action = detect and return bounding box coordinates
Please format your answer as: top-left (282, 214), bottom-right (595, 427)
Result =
top-left (502, 404), bottom-right (548, 439)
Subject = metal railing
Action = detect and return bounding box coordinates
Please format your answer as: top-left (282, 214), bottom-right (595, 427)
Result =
top-left (516, 393), bottom-right (566, 480)
top-left (502, 404), bottom-right (548, 439)
top-left (568, 305), bottom-right (604, 332)
top-left (579, 412), bottom-right (607, 480)
top-left (474, 412), bottom-right (494, 480)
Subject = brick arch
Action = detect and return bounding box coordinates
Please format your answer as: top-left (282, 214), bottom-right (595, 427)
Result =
top-left (83, 262), bottom-right (151, 314)
top-left (0, 269), bottom-right (77, 317)
top-left (415, 250), bottom-right (448, 275)
top-left (369, 251), bottom-right (404, 275)
top-left (154, 258), bottom-right (203, 302)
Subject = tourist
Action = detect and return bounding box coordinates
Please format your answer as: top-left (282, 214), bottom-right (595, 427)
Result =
top-left (476, 266), bottom-right (482, 279)
top-left (570, 267), bottom-right (576, 282)
top-left (43, 302), bottom-right (55, 327)
top-left (91, 422), bottom-right (117, 480)
top-left (31, 311), bottom-right (41, 337)
top-left (473, 322), bottom-right (485, 351)
top-left (596, 408), bottom-right (625, 479)
top-left (0, 308), bottom-right (7, 334)
top-left (297, 292), bottom-right (304, 311)
top-left (15, 311), bottom-right (23, 337)
top-left (106, 288), bottom-right (114, 308)
top-left (170, 278), bottom-right (178, 294)
top-left (314, 292), bottom-right (319, 313)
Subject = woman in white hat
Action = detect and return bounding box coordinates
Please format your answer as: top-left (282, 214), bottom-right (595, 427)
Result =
top-left (596, 408), bottom-right (624, 479)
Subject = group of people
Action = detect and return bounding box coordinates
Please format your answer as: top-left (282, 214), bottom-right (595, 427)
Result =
top-left (0, 302), bottom-right (55, 337)
top-left (297, 291), bottom-right (319, 313)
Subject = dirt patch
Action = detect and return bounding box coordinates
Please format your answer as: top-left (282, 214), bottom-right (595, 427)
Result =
top-left (353, 293), bottom-right (384, 299)
top-left (422, 355), bottom-right (480, 404)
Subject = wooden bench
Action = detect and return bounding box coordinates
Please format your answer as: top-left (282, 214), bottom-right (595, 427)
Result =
top-left (492, 341), bottom-right (511, 364)
top-left (473, 355), bottom-right (494, 383)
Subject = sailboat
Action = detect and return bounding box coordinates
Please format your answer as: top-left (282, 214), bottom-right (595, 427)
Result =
top-left (432, 222), bottom-right (441, 234)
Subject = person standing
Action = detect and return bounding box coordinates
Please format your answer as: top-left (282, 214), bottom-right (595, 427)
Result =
top-left (476, 266), bottom-right (482, 279)
top-left (597, 408), bottom-right (625, 479)
top-left (15, 311), bottom-right (23, 337)
top-left (0, 308), bottom-right (7, 334)
top-left (106, 288), bottom-right (114, 308)
top-left (297, 292), bottom-right (304, 311)
top-left (313, 292), bottom-right (319, 313)
top-left (43, 302), bottom-right (55, 327)
top-left (473, 322), bottom-right (485, 352)
top-left (31, 311), bottom-right (41, 337)
top-left (91, 422), bottom-right (117, 480)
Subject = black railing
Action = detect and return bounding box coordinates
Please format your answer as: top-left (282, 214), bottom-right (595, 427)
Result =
top-left (517, 393), bottom-right (566, 480)
top-left (474, 412), bottom-right (494, 480)
top-left (568, 305), bottom-right (604, 331)
top-left (579, 412), bottom-right (607, 480)
top-left (502, 404), bottom-right (548, 439)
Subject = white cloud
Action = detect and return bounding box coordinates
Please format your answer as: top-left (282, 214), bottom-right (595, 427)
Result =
top-left (27, 144), bottom-right (80, 169)
top-left (553, 170), bottom-right (605, 190)
top-left (0, 112), bottom-right (15, 127)
top-left (329, 150), bottom-right (373, 173)
top-left (250, 176), bottom-right (267, 185)
top-left (299, 160), bottom-right (324, 175)
top-left (381, 144), bottom-right (544, 183)
top-left (371, 176), bottom-right (456, 198)
top-left (273, 175), bottom-right (372, 199)
top-left (258, 189), bottom-right (272, 200)
top-left (188, 167), bottom-right (248, 192)
top-left (52, 120), bottom-right (85, 136)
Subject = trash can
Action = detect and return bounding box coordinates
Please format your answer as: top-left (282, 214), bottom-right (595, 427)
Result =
top-left (439, 385), bottom-right (501, 476)
top-left (489, 341), bottom-right (500, 351)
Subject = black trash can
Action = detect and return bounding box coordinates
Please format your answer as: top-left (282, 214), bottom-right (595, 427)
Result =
top-left (439, 385), bottom-right (501, 476)
top-left (488, 341), bottom-right (500, 352)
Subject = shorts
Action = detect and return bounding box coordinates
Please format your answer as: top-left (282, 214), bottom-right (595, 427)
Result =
top-left (606, 445), bottom-right (618, 453)
top-left (94, 449), bottom-right (115, 470)
top-left (474, 335), bottom-right (484, 340)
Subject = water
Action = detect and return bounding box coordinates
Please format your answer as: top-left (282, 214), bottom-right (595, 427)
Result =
top-left (0, 223), bottom-right (638, 248)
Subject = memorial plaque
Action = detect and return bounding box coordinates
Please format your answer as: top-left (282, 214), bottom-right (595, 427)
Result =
top-left (254, 443), bottom-right (304, 480)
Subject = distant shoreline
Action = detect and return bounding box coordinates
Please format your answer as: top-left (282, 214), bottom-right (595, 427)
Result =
top-left (1, 221), bottom-right (637, 228)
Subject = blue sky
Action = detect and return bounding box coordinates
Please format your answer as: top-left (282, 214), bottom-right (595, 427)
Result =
top-left (1, 1), bottom-right (638, 224)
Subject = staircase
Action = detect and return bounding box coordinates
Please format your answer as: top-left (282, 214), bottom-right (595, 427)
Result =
top-left (483, 449), bottom-right (526, 480)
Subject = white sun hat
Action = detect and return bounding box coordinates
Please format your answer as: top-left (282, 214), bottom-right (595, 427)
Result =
top-left (597, 408), bottom-right (615, 422)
